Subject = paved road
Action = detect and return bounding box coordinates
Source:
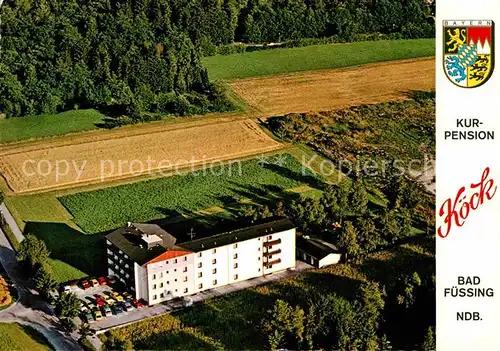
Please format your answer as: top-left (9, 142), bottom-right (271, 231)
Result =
top-left (0, 227), bottom-right (82, 350)
top-left (0, 202), bottom-right (24, 243)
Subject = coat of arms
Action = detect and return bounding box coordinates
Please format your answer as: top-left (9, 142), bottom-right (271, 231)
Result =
top-left (443, 20), bottom-right (494, 88)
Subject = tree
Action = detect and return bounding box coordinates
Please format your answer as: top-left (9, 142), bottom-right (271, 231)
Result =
top-left (60, 318), bottom-right (76, 333)
top-left (355, 281), bottom-right (386, 343)
top-left (0, 190), bottom-right (4, 204)
top-left (262, 299), bottom-right (305, 349)
top-left (396, 272), bottom-right (422, 308)
top-left (378, 209), bottom-right (400, 244)
top-left (349, 178), bottom-right (368, 215)
top-left (34, 263), bottom-right (57, 298)
top-left (78, 323), bottom-right (92, 340)
top-left (421, 326), bottom-right (435, 351)
top-left (356, 215), bottom-right (379, 252)
top-left (17, 234), bottom-right (50, 268)
top-left (55, 292), bottom-right (81, 319)
top-left (337, 221), bottom-right (361, 261)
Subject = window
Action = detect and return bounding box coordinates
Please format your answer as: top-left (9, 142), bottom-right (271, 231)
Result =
top-left (213, 279), bottom-right (217, 285)
top-left (198, 252), bottom-right (202, 258)
top-left (184, 276), bottom-right (188, 282)
top-left (153, 284), bottom-right (157, 289)
top-left (212, 248), bottom-right (217, 254)
top-left (258, 257), bottom-right (261, 261)
top-left (160, 272), bottom-right (163, 278)
top-left (268, 235), bottom-right (272, 240)
top-left (198, 262), bottom-right (202, 268)
top-left (166, 270), bottom-right (169, 274)
top-left (183, 267), bottom-right (188, 272)
top-left (233, 253), bottom-right (238, 259)
top-left (160, 293), bottom-right (164, 298)
top-left (175, 278), bottom-right (177, 282)
top-left (152, 274), bottom-right (156, 280)
top-left (258, 268), bottom-right (261, 272)
top-left (212, 268), bottom-right (217, 274)
top-left (153, 295), bottom-right (157, 300)
top-left (174, 269), bottom-right (177, 272)
top-left (198, 272), bottom-right (203, 278)
top-left (166, 261), bottom-right (169, 264)
top-left (174, 259), bottom-right (178, 264)
top-left (269, 246), bottom-right (273, 250)
top-left (184, 288), bottom-right (188, 293)
top-left (198, 283), bottom-right (203, 289)
top-left (167, 281), bottom-right (169, 285)
top-left (212, 258), bottom-right (217, 264)
top-left (160, 283), bottom-right (164, 288)
top-left (258, 247), bottom-right (261, 251)
top-left (269, 255), bottom-right (273, 259)
top-left (184, 256), bottom-right (187, 261)
top-left (233, 243), bottom-right (238, 249)
top-left (234, 263), bottom-right (238, 269)
top-left (234, 274), bottom-right (238, 280)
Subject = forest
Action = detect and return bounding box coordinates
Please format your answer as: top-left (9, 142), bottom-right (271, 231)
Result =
top-left (0, 0), bottom-right (435, 119)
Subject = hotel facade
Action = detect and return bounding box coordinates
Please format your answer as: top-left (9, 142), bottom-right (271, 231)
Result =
top-left (106, 218), bottom-right (296, 305)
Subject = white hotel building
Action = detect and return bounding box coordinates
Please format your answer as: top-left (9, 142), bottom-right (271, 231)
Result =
top-left (106, 218), bottom-right (296, 305)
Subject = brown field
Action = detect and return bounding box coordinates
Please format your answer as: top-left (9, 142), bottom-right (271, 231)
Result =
top-left (231, 57), bottom-right (435, 116)
top-left (0, 119), bottom-right (283, 193)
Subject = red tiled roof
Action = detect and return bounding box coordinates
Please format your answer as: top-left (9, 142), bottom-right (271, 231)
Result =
top-left (145, 250), bottom-right (191, 266)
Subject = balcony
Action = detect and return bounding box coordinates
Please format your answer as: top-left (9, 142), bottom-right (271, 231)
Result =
top-left (263, 239), bottom-right (281, 247)
top-left (264, 258), bottom-right (281, 268)
top-left (264, 249), bottom-right (281, 257)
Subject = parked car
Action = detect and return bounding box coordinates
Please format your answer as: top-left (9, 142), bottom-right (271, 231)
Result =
top-left (98, 277), bottom-right (107, 285)
top-left (101, 305), bottom-right (112, 317)
top-left (103, 294), bottom-right (116, 305)
top-left (81, 280), bottom-right (91, 290)
top-left (112, 292), bottom-right (124, 301)
top-left (132, 299), bottom-right (143, 308)
top-left (112, 304), bottom-right (124, 315)
top-left (107, 276), bottom-right (116, 285)
top-left (93, 309), bottom-right (103, 321)
top-left (95, 297), bottom-right (105, 307)
top-left (122, 292), bottom-right (133, 301)
top-left (79, 300), bottom-right (89, 313)
top-left (183, 297), bottom-right (193, 307)
top-left (91, 279), bottom-right (99, 288)
top-left (121, 300), bottom-right (134, 312)
top-left (62, 285), bottom-right (71, 293)
top-left (82, 313), bottom-right (95, 323)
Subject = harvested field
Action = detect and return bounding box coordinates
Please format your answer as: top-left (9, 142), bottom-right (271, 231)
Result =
top-left (0, 119), bottom-right (283, 193)
top-left (231, 57), bottom-right (435, 116)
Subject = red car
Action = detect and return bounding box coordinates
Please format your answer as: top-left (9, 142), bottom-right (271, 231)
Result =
top-left (98, 277), bottom-right (107, 285)
top-left (95, 297), bottom-right (105, 307)
top-left (81, 280), bottom-right (90, 290)
top-left (107, 276), bottom-right (116, 285)
top-left (132, 299), bottom-right (143, 308)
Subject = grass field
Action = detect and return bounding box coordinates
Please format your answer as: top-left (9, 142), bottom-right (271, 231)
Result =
top-left (0, 119), bottom-right (282, 194)
top-left (59, 153), bottom-right (321, 234)
top-left (0, 323), bottom-right (52, 351)
top-left (203, 39), bottom-right (435, 80)
top-left (0, 109), bottom-right (105, 144)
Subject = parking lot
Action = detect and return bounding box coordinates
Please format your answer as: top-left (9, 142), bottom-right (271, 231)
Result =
top-left (79, 261), bottom-right (313, 333)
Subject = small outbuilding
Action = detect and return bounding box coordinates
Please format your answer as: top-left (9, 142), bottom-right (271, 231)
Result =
top-left (296, 236), bottom-right (342, 268)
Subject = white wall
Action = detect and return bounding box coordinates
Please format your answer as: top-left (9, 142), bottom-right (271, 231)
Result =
top-left (146, 253), bottom-right (195, 304)
top-left (193, 246), bottom-right (230, 293)
top-left (318, 253), bottom-right (341, 268)
top-left (134, 263), bottom-right (149, 301)
top-left (263, 228), bottom-right (296, 274)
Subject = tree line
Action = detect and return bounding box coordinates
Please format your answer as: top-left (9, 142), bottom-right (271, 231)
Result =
top-left (1, 0), bottom-right (434, 119)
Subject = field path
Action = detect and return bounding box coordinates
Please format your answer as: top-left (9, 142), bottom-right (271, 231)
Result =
top-left (231, 57), bottom-right (435, 116)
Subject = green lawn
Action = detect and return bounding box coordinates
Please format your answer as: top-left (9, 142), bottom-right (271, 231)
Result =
top-left (202, 39), bottom-right (435, 80)
top-left (0, 109), bottom-right (105, 144)
top-left (0, 323), bottom-right (52, 351)
top-left (59, 154), bottom-right (322, 234)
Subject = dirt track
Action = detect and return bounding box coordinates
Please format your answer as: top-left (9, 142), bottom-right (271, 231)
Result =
top-left (0, 119), bottom-right (282, 193)
top-left (231, 57), bottom-right (435, 116)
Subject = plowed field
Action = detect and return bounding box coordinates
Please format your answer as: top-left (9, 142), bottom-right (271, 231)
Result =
top-left (231, 57), bottom-right (435, 115)
top-left (0, 119), bottom-right (282, 193)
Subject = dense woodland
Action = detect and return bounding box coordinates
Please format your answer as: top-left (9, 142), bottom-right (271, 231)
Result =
top-left (0, 0), bottom-right (434, 118)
